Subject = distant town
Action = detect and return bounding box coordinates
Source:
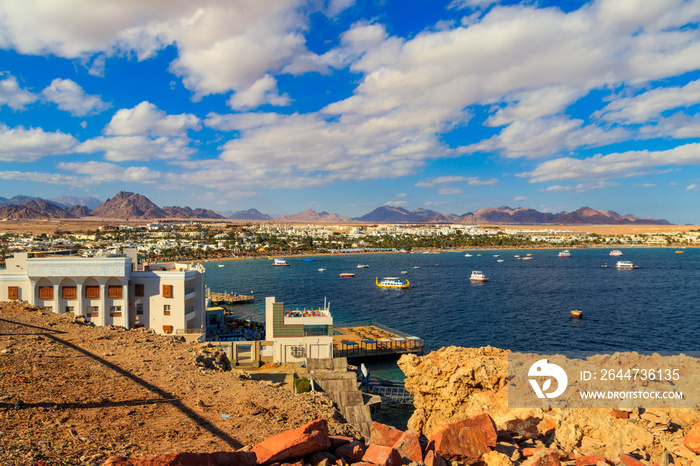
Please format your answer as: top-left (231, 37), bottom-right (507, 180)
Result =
top-left (2, 220), bottom-right (698, 268)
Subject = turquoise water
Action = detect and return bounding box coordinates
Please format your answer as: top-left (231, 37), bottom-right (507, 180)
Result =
top-left (205, 248), bottom-right (700, 355)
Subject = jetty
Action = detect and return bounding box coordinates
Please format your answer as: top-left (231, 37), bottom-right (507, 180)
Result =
top-left (333, 322), bottom-right (424, 362)
top-left (207, 290), bottom-right (255, 305)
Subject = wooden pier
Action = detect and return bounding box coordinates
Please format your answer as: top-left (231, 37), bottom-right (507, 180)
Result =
top-left (207, 291), bottom-right (255, 305)
top-left (333, 322), bottom-right (424, 362)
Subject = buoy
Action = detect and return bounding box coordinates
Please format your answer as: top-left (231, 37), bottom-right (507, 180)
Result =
top-left (570, 310), bottom-right (582, 318)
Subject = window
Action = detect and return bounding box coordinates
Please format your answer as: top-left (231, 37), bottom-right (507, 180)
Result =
top-left (134, 284), bottom-right (144, 297)
top-left (162, 284), bottom-right (173, 298)
top-left (62, 286), bottom-right (77, 299)
top-left (86, 306), bottom-right (99, 317)
top-left (85, 286), bottom-right (100, 299)
top-left (39, 286), bottom-right (53, 300)
top-left (136, 302), bottom-right (143, 315)
top-left (44, 306), bottom-right (53, 313)
top-left (108, 286), bottom-right (123, 298)
top-left (65, 306), bottom-right (74, 314)
top-left (110, 306), bottom-right (122, 317)
top-left (163, 304), bottom-right (171, 316)
top-left (8, 286), bottom-right (19, 300)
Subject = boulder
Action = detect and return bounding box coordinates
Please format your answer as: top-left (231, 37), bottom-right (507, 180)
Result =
top-left (576, 455), bottom-right (611, 466)
top-left (684, 420), bottom-right (700, 454)
top-left (330, 436), bottom-right (354, 449)
top-left (392, 430), bottom-right (422, 463)
top-left (521, 450), bottom-right (561, 466)
top-left (427, 413), bottom-right (497, 463)
top-left (482, 450), bottom-right (514, 466)
top-left (369, 422), bottom-right (404, 447)
top-left (619, 454), bottom-right (646, 466)
top-left (103, 451), bottom-right (256, 466)
top-left (423, 450), bottom-right (447, 466)
top-left (252, 419), bottom-right (331, 465)
top-left (361, 444), bottom-right (403, 466)
top-left (335, 441), bottom-right (365, 463)
top-left (503, 417), bottom-right (541, 439)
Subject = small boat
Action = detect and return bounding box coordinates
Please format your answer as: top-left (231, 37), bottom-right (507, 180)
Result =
top-left (412, 266), bottom-right (420, 269)
top-left (610, 250), bottom-right (623, 256)
top-left (469, 271), bottom-right (488, 282)
top-left (601, 264), bottom-right (609, 268)
top-left (400, 271), bottom-right (408, 274)
top-left (218, 264), bottom-right (225, 268)
top-left (318, 268), bottom-right (326, 272)
top-left (522, 256), bottom-right (533, 261)
top-left (558, 250), bottom-right (571, 257)
top-left (514, 255), bottom-right (520, 258)
top-left (273, 259), bottom-right (290, 266)
top-left (676, 250), bottom-right (685, 253)
top-left (376, 277), bottom-right (409, 288)
top-left (571, 310), bottom-right (582, 318)
top-left (357, 264), bottom-right (369, 268)
top-left (616, 261), bottom-right (637, 269)
top-left (497, 259), bottom-right (504, 262)
top-left (493, 254), bottom-right (499, 257)
top-left (465, 254), bottom-right (472, 257)
top-left (339, 273), bottom-right (355, 277)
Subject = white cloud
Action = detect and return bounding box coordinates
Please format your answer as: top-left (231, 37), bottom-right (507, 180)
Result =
top-left (227, 75), bottom-right (290, 110)
top-left (41, 78), bottom-right (108, 116)
top-left (76, 135), bottom-right (194, 162)
top-left (0, 124), bottom-right (77, 162)
top-left (416, 176), bottom-right (499, 187)
top-left (687, 184), bottom-right (699, 191)
top-left (58, 161), bottom-right (162, 184)
top-left (514, 196), bottom-right (527, 201)
top-left (438, 187), bottom-right (464, 195)
top-left (0, 170), bottom-right (85, 186)
top-left (0, 74), bottom-right (38, 110)
top-left (105, 101), bottom-right (200, 137)
top-left (596, 80), bottom-right (700, 124)
top-left (448, 0), bottom-right (499, 10)
top-left (326, 0), bottom-right (355, 18)
top-left (520, 143), bottom-right (700, 183)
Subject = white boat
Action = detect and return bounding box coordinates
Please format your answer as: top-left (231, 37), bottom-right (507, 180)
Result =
top-left (412, 266), bottom-right (420, 269)
top-left (357, 264), bottom-right (369, 268)
top-left (218, 264), bottom-right (225, 267)
top-left (616, 261), bottom-right (637, 269)
top-left (497, 259), bottom-right (504, 262)
top-left (273, 259), bottom-right (290, 266)
top-left (470, 271), bottom-right (488, 282)
top-left (376, 277), bottom-right (409, 288)
top-left (493, 254), bottom-right (499, 257)
top-left (610, 250), bottom-right (623, 256)
top-left (465, 254), bottom-right (472, 257)
top-left (318, 268), bottom-right (326, 272)
top-left (522, 256), bottom-right (533, 261)
top-left (558, 250), bottom-right (571, 257)
top-left (400, 271), bottom-right (408, 274)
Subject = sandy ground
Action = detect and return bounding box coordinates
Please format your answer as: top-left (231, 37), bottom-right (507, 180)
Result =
top-left (0, 302), bottom-right (357, 466)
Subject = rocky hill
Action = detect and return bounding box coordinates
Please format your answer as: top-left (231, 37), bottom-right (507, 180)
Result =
top-left (49, 195), bottom-right (103, 210)
top-left (0, 301), bottom-right (354, 465)
top-left (0, 199), bottom-right (74, 219)
top-left (229, 208), bottom-right (273, 221)
top-left (162, 205), bottom-right (224, 219)
top-left (275, 209), bottom-right (353, 223)
top-left (91, 191), bottom-right (169, 219)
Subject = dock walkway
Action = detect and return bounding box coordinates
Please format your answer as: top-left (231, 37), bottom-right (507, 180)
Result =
top-left (208, 291), bottom-right (254, 305)
top-left (333, 321), bottom-right (424, 362)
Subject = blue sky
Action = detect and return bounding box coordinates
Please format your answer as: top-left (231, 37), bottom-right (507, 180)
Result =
top-left (1, 0), bottom-right (700, 223)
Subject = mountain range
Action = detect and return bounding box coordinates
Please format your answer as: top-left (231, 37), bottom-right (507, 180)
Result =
top-left (0, 191), bottom-right (671, 225)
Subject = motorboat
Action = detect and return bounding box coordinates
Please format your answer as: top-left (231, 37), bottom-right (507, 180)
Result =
top-left (218, 264), bottom-right (225, 267)
top-left (615, 261), bottom-right (637, 269)
top-left (571, 310), bottom-right (582, 318)
top-left (610, 250), bottom-right (623, 256)
top-left (318, 268), bottom-right (326, 272)
top-left (465, 254), bottom-right (472, 257)
top-left (522, 256), bottom-right (533, 261)
top-left (339, 273), bottom-right (355, 277)
top-left (558, 250), bottom-right (571, 257)
top-left (357, 264), bottom-right (369, 268)
top-left (400, 271), bottom-right (408, 274)
top-left (273, 259), bottom-right (290, 266)
top-left (376, 277), bottom-right (409, 288)
top-left (469, 271), bottom-right (488, 282)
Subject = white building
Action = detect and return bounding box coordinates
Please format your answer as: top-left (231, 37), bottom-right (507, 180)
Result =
top-left (265, 296), bottom-right (333, 363)
top-left (0, 249), bottom-right (205, 336)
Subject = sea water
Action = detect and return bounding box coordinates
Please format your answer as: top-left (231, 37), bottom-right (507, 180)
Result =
top-left (205, 248), bottom-right (700, 428)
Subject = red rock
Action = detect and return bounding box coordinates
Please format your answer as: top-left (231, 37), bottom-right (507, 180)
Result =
top-left (103, 451), bottom-right (257, 466)
top-left (619, 455), bottom-right (645, 466)
top-left (610, 409), bottom-right (630, 419)
top-left (252, 419), bottom-right (331, 465)
top-left (423, 450), bottom-right (447, 466)
top-left (496, 430), bottom-right (515, 444)
top-left (330, 436), bottom-right (354, 449)
top-left (504, 417), bottom-right (541, 439)
top-left (369, 422), bottom-right (404, 447)
top-left (392, 430), bottom-right (422, 463)
top-left (335, 441), bottom-right (366, 463)
top-left (521, 450), bottom-right (561, 466)
top-left (427, 413), bottom-right (497, 462)
top-left (684, 419), bottom-right (700, 454)
top-left (576, 455), bottom-right (611, 466)
top-left (361, 444), bottom-right (403, 466)
top-left (522, 448), bottom-right (538, 457)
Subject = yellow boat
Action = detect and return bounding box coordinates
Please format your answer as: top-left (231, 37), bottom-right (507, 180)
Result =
top-left (376, 277), bottom-right (410, 288)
